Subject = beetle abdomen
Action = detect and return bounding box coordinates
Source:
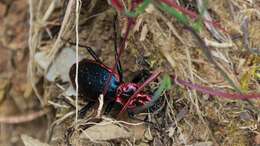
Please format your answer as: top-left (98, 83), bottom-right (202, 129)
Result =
top-left (69, 59), bottom-right (120, 101)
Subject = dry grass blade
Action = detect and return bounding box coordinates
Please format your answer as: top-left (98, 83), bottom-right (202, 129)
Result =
top-left (196, 0), bottom-right (227, 42)
top-left (47, 0), bottom-right (76, 68)
top-left (0, 109), bottom-right (48, 124)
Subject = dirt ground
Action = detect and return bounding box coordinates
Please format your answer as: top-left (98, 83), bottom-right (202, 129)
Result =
top-left (0, 0), bottom-right (260, 146)
top-left (0, 0), bottom-right (48, 146)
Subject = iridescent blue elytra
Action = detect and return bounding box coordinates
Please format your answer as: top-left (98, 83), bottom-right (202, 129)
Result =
top-left (69, 59), bottom-right (120, 102)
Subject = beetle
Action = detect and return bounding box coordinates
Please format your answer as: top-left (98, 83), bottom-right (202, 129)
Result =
top-left (68, 43), bottom-right (161, 117)
top-left (68, 15), bottom-right (162, 117)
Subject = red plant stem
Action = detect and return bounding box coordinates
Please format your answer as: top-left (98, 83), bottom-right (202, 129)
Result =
top-left (111, 0), bottom-right (124, 12)
top-left (160, 0), bottom-right (225, 31)
top-left (173, 75), bottom-right (260, 99)
top-left (160, 0), bottom-right (197, 18)
top-left (118, 70), bottom-right (161, 116)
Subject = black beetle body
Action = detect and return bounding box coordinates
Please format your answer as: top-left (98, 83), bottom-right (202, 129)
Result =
top-left (69, 59), bottom-right (120, 102)
top-left (69, 58), bottom-right (153, 117)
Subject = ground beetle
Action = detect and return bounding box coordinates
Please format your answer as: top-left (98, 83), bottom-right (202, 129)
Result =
top-left (68, 42), bottom-right (161, 117)
top-left (68, 15), bottom-right (161, 117)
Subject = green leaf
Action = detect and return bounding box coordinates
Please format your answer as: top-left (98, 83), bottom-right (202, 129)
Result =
top-left (157, 3), bottom-right (189, 25)
top-left (192, 19), bottom-right (203, 32)
top-left (240, 70), bottom-right (251, 92)
top-left (254, 66), bottom-right (260, 80)
top-left (152, 74), bottom-right (172, 100)
top-left (125, 0), bottom-right (151, 17)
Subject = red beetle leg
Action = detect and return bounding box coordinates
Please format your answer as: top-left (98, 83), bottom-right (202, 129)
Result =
top-left (127, 93), bottom-right (152, 109)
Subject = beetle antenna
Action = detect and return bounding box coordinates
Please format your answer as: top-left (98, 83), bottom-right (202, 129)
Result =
top-left (113, 14), bottom-right (123, 82)
top-left (102, 18), bottom-right (134, 97)
top-left (102, 0), bottom-right (137, 101)
top-left (61, 37), bottom-right (102, 63)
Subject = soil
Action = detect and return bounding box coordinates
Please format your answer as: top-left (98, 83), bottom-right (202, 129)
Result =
top-left (0, 0), bottom-right (259, 146)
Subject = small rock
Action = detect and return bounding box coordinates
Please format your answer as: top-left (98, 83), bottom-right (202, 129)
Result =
top-left (239, 111), bottom-right (253, 121)
top-left (35, 47), bottom-right (83, 82)
top-left (187, 141), bottom-right (213, 146)
top-left (80, 121), bottom-right (131, 141)
top-left (255, 134), bottom-right (260, 145)
top-left (21, 135), bottom-right (50, 146)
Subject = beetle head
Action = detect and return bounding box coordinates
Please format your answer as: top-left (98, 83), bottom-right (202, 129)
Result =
top-left (116, 83), bottom-right (152, 109)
